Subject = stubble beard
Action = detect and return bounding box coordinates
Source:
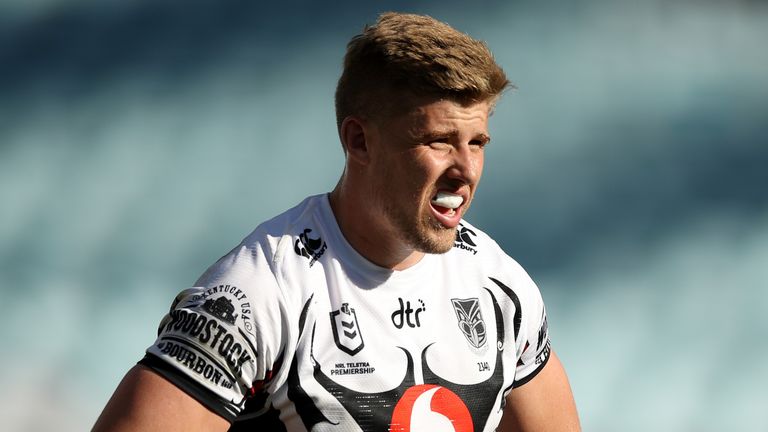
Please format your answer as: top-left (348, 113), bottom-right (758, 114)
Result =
top-left (384, 199), bottom-right (457, 255)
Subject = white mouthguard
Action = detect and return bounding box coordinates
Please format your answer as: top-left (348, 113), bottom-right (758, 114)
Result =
top-left (431, 191), bottom-right (464, 209)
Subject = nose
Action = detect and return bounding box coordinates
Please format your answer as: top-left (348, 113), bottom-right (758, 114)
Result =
top-left (447, 142), bottom-right (483, 185)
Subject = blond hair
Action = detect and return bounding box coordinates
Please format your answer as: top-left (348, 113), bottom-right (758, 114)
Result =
top-left (335, 12), bottom-right (510, 129)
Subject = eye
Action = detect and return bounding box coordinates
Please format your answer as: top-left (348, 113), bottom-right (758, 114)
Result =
top-left (470, 138), bottom-right (490, 149)
top-left (427, 139), bottom-right (451, 150)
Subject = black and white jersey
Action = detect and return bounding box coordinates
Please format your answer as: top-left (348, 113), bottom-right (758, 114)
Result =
top-left (140, 194), bottom-right (550, 431)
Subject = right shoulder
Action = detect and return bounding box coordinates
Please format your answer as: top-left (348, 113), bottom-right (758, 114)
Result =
top-left (138, 196), bottom-right (327, 422)
top-left (195, 194), bottom-right (324, 294)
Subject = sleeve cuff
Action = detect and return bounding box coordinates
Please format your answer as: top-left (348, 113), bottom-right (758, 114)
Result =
top-left (512, 348), bottom-right (551, 388)
top-left (138, 353), bottom-right (239, 422)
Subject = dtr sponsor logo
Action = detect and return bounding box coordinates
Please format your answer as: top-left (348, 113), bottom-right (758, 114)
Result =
top-left (391, 298), bottom-right (426, 329)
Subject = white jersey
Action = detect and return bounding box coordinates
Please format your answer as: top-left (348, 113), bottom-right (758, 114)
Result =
top-left (141, 194), bottom-right (550, 431)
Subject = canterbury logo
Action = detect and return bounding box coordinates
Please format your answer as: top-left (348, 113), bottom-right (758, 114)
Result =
top-left (294, 228), bottom-right (327, 267)
top-left (454, 224), bottom-right (478, 255)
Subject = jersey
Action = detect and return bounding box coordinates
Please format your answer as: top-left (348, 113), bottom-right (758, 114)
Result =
top-left (140, 194), bottom-right (551, 431)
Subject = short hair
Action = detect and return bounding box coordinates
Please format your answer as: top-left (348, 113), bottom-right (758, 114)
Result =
top-left (335, 12), bottom-right (511, 130)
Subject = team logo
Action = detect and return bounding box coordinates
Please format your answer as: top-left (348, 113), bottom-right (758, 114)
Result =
top-left (330, 303), bottom-right (365, 356)
top-left (202, 295), bottom-right (237, 325)
top-left (451, 298), bottom-right (487, 349)
top-left (294, 228), bottom-right (327, 267)
top-left (390, 385), bottom-right (473, 432)
top-left (453, 224), bottom-right (478, 255)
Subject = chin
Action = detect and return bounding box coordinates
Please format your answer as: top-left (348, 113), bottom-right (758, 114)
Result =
top-left (387, 204), bottom-right (458, 255)
top-left (428, 240), bottom-right (455, 255)
top-left (411, 225), bottom-right (456, 255)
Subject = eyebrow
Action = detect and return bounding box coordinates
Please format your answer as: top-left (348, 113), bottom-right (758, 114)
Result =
top-left (413, 129), bottom-right (491, 144)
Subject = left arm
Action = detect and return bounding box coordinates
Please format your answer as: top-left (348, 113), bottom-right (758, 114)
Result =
top-left (498, 350), bottom-right (580, 432)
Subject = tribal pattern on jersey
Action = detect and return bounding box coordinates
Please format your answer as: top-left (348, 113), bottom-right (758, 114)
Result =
top-left (140, 194), bottom-right (551, 431)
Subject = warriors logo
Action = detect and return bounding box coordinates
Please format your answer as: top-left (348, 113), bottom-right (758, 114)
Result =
top-left (451, 298), bottom-right (487, 349)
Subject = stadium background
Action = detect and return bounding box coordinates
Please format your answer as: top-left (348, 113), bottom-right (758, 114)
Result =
top-left (1, 0), bottom-right (766, 430)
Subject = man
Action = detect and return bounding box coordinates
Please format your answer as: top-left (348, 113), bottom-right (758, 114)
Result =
top-left (94, 12), bottom-right (579, 431)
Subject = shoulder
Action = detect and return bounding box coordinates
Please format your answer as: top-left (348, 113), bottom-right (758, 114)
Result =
top-left (204, 195), bottom-right (323, 273)
top-left (247, 195), bottom-right (325, 257)
top-left (451, 219), bottom-right (525, 272)
top-left (192, 195), bottom-right (328, 305)
top-left (451, 219), bottom-right (541, 301)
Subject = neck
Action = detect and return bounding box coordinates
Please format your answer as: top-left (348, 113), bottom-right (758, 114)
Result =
top-left (329, 184), bottom-right (424, 270)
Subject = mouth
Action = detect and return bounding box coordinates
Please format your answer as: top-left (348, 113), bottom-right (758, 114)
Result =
top-left (430, 190), bottom-right (466, 228)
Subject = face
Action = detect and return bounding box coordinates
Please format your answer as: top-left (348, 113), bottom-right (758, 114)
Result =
top-left (365, 98), bottom-right (491, 254)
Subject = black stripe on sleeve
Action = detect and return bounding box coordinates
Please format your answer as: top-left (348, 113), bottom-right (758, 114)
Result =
top-left (511, 349), bottom-right (551, 388)
top-left (138, 353), bottom-right (240, 422)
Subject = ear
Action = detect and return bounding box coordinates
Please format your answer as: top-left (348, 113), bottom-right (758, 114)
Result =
top-left (340, 116), bottom-right (371, 166)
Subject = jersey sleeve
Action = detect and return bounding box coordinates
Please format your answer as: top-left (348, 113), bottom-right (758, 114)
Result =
top-left (511, 268), bottom-right (551, 388)
top-left (139, 240), bottom-right (289, 422)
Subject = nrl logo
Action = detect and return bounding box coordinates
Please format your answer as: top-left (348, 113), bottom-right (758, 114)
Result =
top-left (451, 298), bottom-right (487, 349)
top-left (330, 303), bottom-right (365, 356)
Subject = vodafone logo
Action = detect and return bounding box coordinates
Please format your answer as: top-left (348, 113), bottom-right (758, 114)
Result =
top-left (390, 384), bottom-right (473, 432)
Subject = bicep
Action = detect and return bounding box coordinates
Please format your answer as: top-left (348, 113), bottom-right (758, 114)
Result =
top-left (498, 350), bottom-right (580, 432)
top-left (92, 365), bottom-right (230, 432)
